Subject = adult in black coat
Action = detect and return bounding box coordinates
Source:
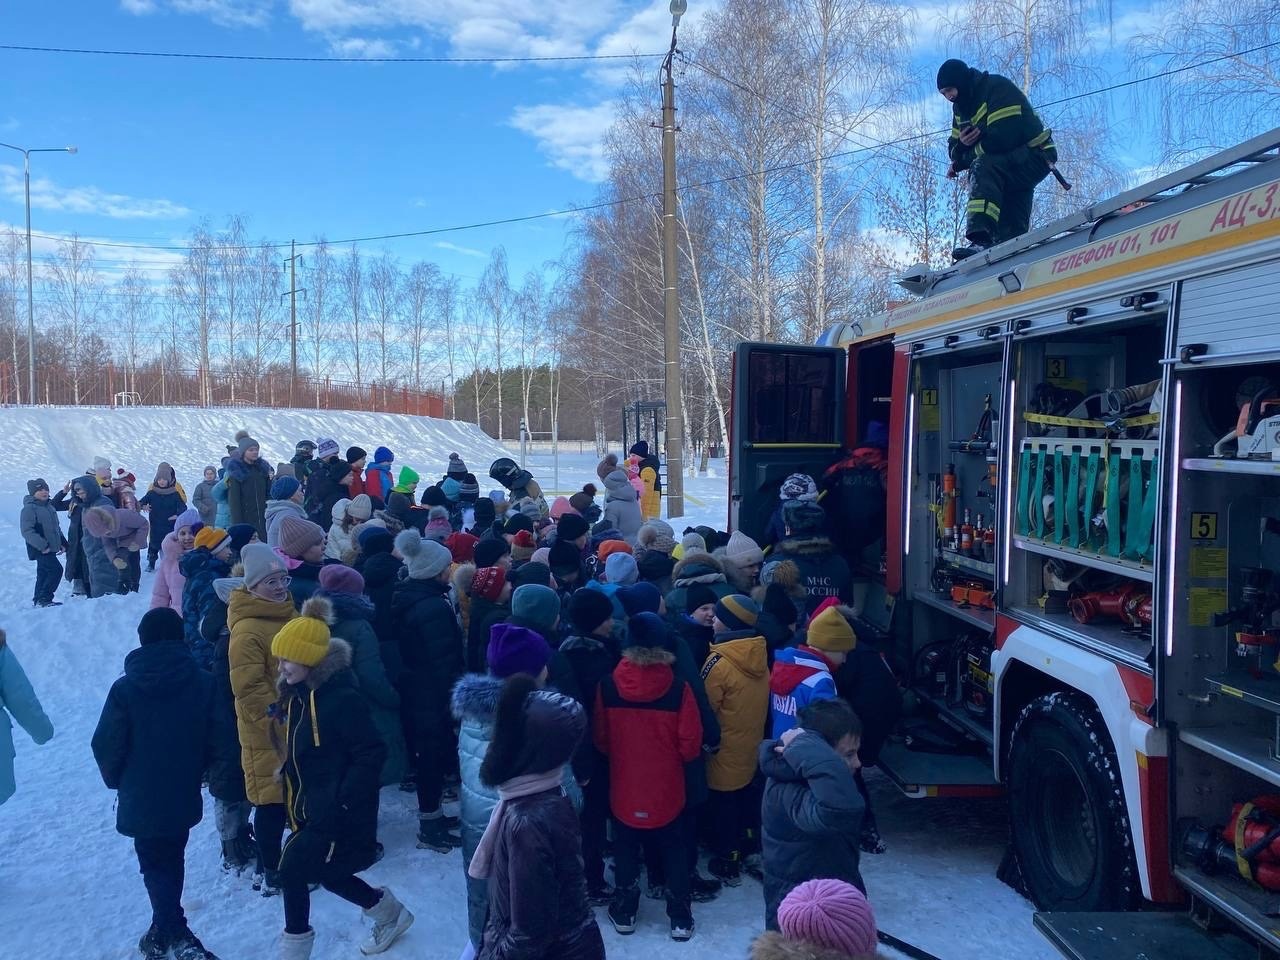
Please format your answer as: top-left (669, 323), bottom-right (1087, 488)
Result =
top-left (305, 456), bottom-right (352, 531)
top-left (474, 675), bottom-right (605, 960)
top-left (274, 618), bottom-right (414, 955)
top-left (391, 530), bottom-right (465, 840)
top-left (558, 590), bottom-right (623, 899)
top-left (757, 700), bottom-right (866, 932)
top-left (772, 501), bottom-right (853, 618)
top-left (52, 473), bottom-right (98, 594)
top-left (225, 440), bottom-right (272, 541)
top-left (353, 527), bottom-right (404, 680)
top-left (466, 584), bottom-right (512, 675)
top-left (91, 608), bottom-right (237, 957)
top-left (207, 576), bottom-right (256, 873)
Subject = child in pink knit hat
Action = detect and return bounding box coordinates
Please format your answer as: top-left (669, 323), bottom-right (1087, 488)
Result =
top-left (751, 878), bottom-right (883, 959)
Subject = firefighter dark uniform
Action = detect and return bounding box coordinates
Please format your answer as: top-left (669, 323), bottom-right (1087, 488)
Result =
top-left (937, 58), bottom-right (1058, 252)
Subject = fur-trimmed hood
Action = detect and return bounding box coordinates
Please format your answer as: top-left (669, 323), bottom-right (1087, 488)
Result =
top-left (452, 561), bottom-right (477, 596)
top-left (714, 546), bottom-right (760, 592)
top-left (224, 453), bottom-right (271, 482)
top-left (671, 550), bottom-right (728, 586)
top-left (621, 645), bottom-right (675, 666)
top-left (276, 636), bottom-right (353, 694)
top-left (322, 590), bottom-right (376, 624)
top-left (750, 930), bottom-right (885, 960)
top-left (773, 534), bottom-right (836, 557)
top-left (82, 504), bottom-right (117, 538)
top-left (451, 672), bottom-right (504, 724)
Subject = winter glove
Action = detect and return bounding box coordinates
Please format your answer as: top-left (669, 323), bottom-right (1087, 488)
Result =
top-left (112, 557), bottom-right (128, 571)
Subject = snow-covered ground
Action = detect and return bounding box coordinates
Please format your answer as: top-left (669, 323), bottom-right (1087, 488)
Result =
top-left (0, 408), bottom-right (1055, 959)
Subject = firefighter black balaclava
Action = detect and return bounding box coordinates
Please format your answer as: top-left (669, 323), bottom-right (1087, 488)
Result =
top-left (936, 58), bottom-right (970, 93)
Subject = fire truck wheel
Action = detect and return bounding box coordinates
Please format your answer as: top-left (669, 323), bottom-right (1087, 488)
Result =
top-left (1008, 691), bottom-right (1138, 911)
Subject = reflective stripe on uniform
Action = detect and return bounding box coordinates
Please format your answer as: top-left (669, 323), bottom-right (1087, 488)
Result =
top-left (966, 199), bottom-right (1001, 221)
top-left (1028, 129), bottom-right (1051, 148)
top-left (988, 104), bottom-right (1022, 123)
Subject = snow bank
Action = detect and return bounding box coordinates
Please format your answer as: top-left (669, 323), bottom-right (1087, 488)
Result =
top-left (0, 405), bottom-right (511, 494)
top-left (0, 410), bottom-right (1051, 959)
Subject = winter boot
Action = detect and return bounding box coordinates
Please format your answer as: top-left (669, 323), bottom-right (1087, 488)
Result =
top-left (416, 815), bottom-right (461, 852)
top-left (608, 885), bottom-right (640, 936)
top-left (138, 925), bottom-right (168, 960)
top-left (280, 929), bottom-right (315, 960)
top-left (586, 881), bottom-right (615, 906)
top-left (860, 823), bottom-right (887, 854)
top-left (260, 869), bottom-right (283, 897)
top-left (170, 929), bottom-right (219, 960)
top-left (670, 917), bottom-right (695, 942)
top-left (951, 234), bottom-right (992, 262)
top-left (221, 835), bottom-right (253, 874)
top-left (707, 855), bottom-right (742, 887)
top-left (360, 887), bottom-right (415, 955)
top-left (689, 870), bottom-right (722, 903)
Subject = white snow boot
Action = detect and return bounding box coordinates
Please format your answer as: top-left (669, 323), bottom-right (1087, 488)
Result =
top-left (360, 887), bottom-right (414, 955)
top-left (280, 928), bottom-right (314, 960)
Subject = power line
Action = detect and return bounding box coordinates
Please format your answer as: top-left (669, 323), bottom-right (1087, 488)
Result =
top-left (19, 38), bottom-right (1280, 256)
top-left (0, 43), bottom-right (662, 65)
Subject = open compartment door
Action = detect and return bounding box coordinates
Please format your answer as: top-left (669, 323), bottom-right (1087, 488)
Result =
top-left (729, 342), bottom-right (846, 541)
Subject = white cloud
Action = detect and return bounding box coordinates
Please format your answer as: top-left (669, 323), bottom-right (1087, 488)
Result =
top-left (434, 240), bottom-right (487, 258)
top-left (509, 101), bottom-right (617, 182)
top-left (0, 220), bottom-right (187, 286)
top-left (118, 0), bottom-right (272, 27)
top-left (329, 36), bottom-right (398, 58)
top-left (0, 166), bottom-right (191, 220)
top-left (286, 0), bottom-right (624, 59)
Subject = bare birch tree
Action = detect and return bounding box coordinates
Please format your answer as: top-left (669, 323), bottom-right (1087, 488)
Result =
top-left (0, 228), bottom-right (24, 402)
top-left (47, 235), bottom-right (102, 405)
top-left (1128, 0), bottom-right (1280, 159)
top-left (217, 216), bottom-right (249, 401)
top-left (116, 266), bottom-right (153, 396)
top-left (366, 252), bottom-right (401, 407)
top-left (478, 247), bottom-right (512, 438)
top-left (246, 242), bottom-right (282, 403)
top-left (305, 240), bottom-right (333, 406)
top-left (339, 244), bottom-right (365, 388)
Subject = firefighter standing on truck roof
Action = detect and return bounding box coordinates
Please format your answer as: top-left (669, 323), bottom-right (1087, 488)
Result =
top-left (938, 57), bottom-right (1059, 260)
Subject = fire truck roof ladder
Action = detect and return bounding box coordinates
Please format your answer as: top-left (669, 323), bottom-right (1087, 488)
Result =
top-left (909, 126), bottom-right (1280, 288)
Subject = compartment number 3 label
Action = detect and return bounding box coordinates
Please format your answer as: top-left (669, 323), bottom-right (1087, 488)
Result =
top-left (1191, 512), bottom-right (1218, 541)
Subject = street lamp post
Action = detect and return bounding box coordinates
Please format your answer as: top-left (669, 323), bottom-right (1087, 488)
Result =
top-left (0, 142), bottom-right (76, 405)
top-left (661, 0), bottom-right (688, 520)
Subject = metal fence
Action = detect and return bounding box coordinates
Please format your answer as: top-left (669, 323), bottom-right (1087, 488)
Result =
top-left (0, 361), bottom-right (447, 417)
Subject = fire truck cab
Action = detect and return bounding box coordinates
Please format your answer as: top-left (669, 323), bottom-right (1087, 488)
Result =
top-left (729, 128), bottom-right (1280, 959)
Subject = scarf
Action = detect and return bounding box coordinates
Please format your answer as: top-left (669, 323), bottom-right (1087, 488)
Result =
top-left (467, 766), bottom-right (566, 880)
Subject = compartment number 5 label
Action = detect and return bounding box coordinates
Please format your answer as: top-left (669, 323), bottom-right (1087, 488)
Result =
top-left (1190, 512), bottom-right (1218, 541)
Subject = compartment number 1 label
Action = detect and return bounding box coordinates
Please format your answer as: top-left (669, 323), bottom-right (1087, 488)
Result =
top-left (1190, 512), bottom-right (1218, 541)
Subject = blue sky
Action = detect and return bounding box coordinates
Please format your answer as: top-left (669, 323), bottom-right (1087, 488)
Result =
top-left (0, 1), bottom-right (707, 284)
top-left (0, 0), bottom-right (1180, 288)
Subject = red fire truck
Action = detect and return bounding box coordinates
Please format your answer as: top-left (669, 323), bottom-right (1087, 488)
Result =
top-left (729, 128), bottom-right (1280, 958)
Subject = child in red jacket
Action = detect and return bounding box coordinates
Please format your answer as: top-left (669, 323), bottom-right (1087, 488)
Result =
top-left (594, 611), bottom-right (702, 942)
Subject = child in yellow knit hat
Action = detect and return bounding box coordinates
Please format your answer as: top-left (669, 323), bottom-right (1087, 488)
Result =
top-left (270, 594), bottom-right (416, 957)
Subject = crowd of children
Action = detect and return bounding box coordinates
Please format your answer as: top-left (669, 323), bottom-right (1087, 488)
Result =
top-left (11, 433), bottom-right (893, 960)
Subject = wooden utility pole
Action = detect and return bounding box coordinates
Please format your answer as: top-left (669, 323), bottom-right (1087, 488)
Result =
top-left (282, 240), bottom-right (305, 408)
top-left (661, 3), bottom-right (687, 519)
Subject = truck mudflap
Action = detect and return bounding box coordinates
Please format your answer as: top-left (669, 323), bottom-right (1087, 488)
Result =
top-left (875, 740), bottom-right (1003, 798)
top-left (1033, 911), bottom-right (1259, 960)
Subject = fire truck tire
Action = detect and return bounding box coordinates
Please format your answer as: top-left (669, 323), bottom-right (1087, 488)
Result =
top-left (1007, 691), bottom-right (1138, 911)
